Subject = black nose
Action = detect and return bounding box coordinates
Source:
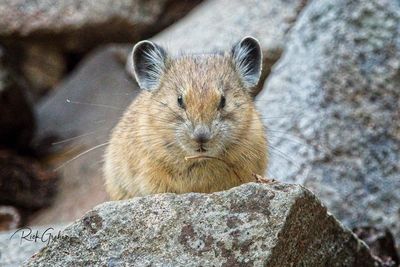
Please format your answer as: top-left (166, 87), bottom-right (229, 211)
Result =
top-left (193, 126), bottom-right (210, 144)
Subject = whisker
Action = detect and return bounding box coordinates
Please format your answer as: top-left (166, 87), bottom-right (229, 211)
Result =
top-left (267, 132), bottom-right (308, 147)
top-left (111, 92), bottom-right (133, 96)
top-left (266, 128), bottom-right (329, 151)
top-left (93, 119), bottom-right (107, 124)
top-left (267, 144), bottom-right (300, 168)
top-left (51, 129), bottom-right (108, 145)
top-left (260, 116), bottom-right (291, 120)
top-left (66, 99), bottom-right (124, 111)
top-left (54, 142), bottom-right (110, 171)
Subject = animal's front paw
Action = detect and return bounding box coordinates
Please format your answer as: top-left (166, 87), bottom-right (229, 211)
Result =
top-left (252, 173), bottom-right (278, 184)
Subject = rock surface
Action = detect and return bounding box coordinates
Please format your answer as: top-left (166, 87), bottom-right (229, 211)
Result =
top-left (256, 0), bottom-right (400, 245)
top-left (0, 0), bottom-right (202, 52)
top-left (153, 0), bottom-right (306, 54)
top-left (26, 183), bottom-right (378, 266)
top-left (125, 0), bottom-right (309, 95)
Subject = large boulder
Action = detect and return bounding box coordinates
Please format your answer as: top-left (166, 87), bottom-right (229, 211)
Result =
top-left (26, 183), bottom-right (379, 266)
top-left (256, 0), bottom-right (400, 245)
top-left (0, 0), bottom-right (202, 52)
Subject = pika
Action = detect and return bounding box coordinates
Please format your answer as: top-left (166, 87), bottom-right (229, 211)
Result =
top-left (103, 37), bottom-right (267, 200)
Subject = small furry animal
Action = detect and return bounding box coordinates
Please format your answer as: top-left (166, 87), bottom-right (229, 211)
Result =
top-left (103, 36), bottom-right (267, 200)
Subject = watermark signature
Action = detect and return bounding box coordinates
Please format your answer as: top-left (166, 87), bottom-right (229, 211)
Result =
top-left (9, 227), bottom-right (63, 246)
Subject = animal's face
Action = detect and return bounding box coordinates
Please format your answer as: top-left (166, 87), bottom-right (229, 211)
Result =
top-left (157, 56), bottom-right (254, 156)
top-left (131, 37), bottom-right (262, 157)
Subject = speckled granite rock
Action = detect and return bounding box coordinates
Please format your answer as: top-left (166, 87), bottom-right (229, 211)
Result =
top-left (153, 0), bottom-right (306, 54)
top-left (26, 183), bottom-right (378, 266)
top-left (257, 0), bottom-right (400, 245)
top-left (0, 0), bottom-right (201, 52)
top-left (125, 0), bottom-right (309, 95)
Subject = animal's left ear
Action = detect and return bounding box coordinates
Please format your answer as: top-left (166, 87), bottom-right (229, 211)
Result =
top-left (231, 36), bottom-right (263, 91)
top-left (131, 40), bottom-right (167, 91)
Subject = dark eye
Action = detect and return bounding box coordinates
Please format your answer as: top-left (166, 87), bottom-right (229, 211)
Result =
top-left (177, 95), bottom-right (185, 109)
top-left (219, 96), bottom-right (226, 110)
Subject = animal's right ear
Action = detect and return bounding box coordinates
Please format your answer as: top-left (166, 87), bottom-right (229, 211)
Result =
top-left (131, 40), bottom-right (167, 91)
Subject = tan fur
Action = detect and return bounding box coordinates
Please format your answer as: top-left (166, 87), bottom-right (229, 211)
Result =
top-left (103, 52), bottom-right (267, 200)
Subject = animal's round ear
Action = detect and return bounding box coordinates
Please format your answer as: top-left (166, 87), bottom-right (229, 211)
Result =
top-left (131, 40), bottom-right (167, 91)
top-left (231, 36), bottom-right (263, 92)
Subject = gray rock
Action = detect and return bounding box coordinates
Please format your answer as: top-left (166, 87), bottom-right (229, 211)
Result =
top-left (0, 0), bottom-right (202, 52)
top-left (153, 0), bottom-right (306, 54)
top-left (25, 183), bottom-right (378, 266)
top-left (126, 0), bottom-right (309, 95)
top-left (256, 0), bottom-right (400, 245)
top-left (0, 225), bottom-right (65, 267)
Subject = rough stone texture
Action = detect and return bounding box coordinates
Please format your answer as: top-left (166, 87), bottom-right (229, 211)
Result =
top-left (0, 0), bottom-right (202, 52)
top-left (26, 183), bottom-right (378, 266)
top-left (256, 0), bottom-right (400, 246)
top-left (125, 0), bottom-right (309, 95)
top-left (0, 224), bottom-right (65, 267)
top-left (29, 45), bottom-right (138, 225)
top-left (154, 0), bottom-right (305, 53)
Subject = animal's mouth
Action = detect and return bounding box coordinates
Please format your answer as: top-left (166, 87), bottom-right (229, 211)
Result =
top-left (196, 146), bottom-right (207, 153)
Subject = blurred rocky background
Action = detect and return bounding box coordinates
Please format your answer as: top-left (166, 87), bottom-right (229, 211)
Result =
top-left (0, 0), bottom-right (399, 266)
